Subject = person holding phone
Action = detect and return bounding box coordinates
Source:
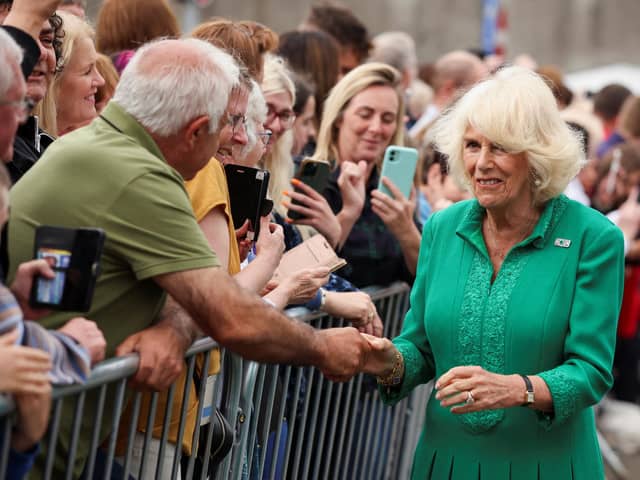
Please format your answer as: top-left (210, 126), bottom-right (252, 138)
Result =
top-left (359, 67), bottom-right (624, 479)
top-left (309, 62), bottom-right (421, 287)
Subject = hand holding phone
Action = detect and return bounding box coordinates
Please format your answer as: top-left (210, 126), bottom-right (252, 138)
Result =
top-left (29, 226), bottom-right (105, 312)
top-left (377, 146), bottom-right (419, 199)
top-left (287, 158), bottom-right (331, 220)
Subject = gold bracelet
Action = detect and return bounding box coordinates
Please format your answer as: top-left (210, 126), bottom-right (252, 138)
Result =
top-left (376, 350), bottom-right (404, 386)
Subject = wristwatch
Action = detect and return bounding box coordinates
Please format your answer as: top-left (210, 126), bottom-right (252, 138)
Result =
top-left (519, 374), bottom-right (535, 406)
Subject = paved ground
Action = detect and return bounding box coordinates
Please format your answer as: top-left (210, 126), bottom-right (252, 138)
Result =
top-left (603, 436), bottom-right (640, 479)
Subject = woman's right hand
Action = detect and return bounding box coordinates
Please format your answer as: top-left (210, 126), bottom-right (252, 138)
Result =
top-left (337, 161), bottom-right (368, 216)
top-left (254, 216), bottom-right (286, 269)
top-left (360, 333), bottom-right (400, 377)
top-left (0, 329), bottom-right (51, 395)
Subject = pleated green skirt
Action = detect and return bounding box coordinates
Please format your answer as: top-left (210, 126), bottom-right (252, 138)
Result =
top-left (410, 398), bottom-right (603, 480)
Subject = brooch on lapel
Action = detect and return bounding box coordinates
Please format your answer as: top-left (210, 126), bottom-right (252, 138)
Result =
top-left (554, 238), bottom-right (571, 248)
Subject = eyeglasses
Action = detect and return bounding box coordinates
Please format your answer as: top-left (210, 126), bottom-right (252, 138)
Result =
top-left (266, 105), bottom-right (296, 130)
top-left (225, 112), bottom-right (247, 134)
top-left (0, 97), bottom-right (35, 122)
top-left (257, 130), bottom-right (272, 146)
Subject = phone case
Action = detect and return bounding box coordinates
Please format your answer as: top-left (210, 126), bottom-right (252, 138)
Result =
top-left (273, 234), bottom-right (346, 280)
top-left (288, 159), bottom-right (331, 220)
top-left (377, 146), bottom-right (419, 198)
top-left (225, 164), bottom-right (271, 240)
top-left (29, 226), bottom-right (106, 312)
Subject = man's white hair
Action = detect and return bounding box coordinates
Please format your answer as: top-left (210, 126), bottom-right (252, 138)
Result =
top-left (0, 28), bottom-right (24, 100)
top-left (113, 38), bottom-right (239, 137)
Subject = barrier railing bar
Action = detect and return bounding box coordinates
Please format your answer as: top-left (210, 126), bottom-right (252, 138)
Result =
top-left (246, 363), bottom-right (266, 475)
top-left (257, 365), bottom-right (280, 480)
top-left (268, 365), bottom-right (291, 480)
top-left (321, 380), bottom-right (344, 480)
top-left (185, 349), bottom-right (211, 480)
top-left (311, 369), bottom-right (336, 480)
top-left (122, 390), bottom-right (142, 480)
top-left (83, 384), bottom-right (107, 480)
top-left (290, 365), bottom-right (317, 479)
top-left (331, 375), bottom-right (355, 479)
top-left (228, 358), bottom-right (258, 480)
top-left (64, 391), bottom-right (86, 480)
top-left (279, 365), bottom-right (304, 480)
top-left (197, 351), bottom-right (214, 480)
top-left (339, 373), bottom-right (364, 480)
top-left (138, 391), bottom-right (159, 479)
top-left (0, 413), bottom-right (13, 478)
top-left (43, 397), bottom-right (63, 480)
top-left (102, 378), bottom-right (127, 480)
top-left (156, 382), bottom-right (177, 479)
top-left (171, 353), bottom-right (197, 479)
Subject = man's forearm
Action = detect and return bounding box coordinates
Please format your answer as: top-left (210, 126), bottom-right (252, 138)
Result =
top-left (155, 295), bottom-right (200, 347)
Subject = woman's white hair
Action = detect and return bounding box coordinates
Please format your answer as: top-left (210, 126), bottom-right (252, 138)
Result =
top-left (113, 38), bottom-right (239, 136)
top-left (0, 28), bottom-right (23, 99)
top-left (241, 79), bottom-right (267, 158)
top-left (431, 66), bottom-right (584, 205)
top-left (313, 62), bottom-right (405, 167)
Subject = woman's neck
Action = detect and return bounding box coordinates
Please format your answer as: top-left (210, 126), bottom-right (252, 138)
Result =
top-left (484, 205), bottom-right (541, 237)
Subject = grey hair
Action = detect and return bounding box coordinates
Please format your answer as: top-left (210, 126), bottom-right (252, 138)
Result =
top-left (242, 79), bottom-right (268, 158)
top-left (369, 31), bottom-right (417, 77)
top-left (113, 38), bottom-right (239, 136)
top-left (431, 66), bottom-right (584, 205)
top-left (0, 28), bottom-right (23, 99)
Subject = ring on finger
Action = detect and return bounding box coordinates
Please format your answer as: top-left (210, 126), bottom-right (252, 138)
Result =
top-left (465, 391), bottom-right (475, 405)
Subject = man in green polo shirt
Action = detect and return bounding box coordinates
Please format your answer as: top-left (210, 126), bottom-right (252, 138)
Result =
top-left (8, 38), bottom-right (371, 477)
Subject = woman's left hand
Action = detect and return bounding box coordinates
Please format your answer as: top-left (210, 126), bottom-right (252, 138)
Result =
top-left (371, 178), bottom-right (417, 238)
top-left (283, 179), bottom-right (341, 248)
top-left (435, 366), bottom-right (523, 414)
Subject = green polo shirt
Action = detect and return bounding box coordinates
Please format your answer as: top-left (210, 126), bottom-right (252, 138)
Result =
top-left (8, 102), bottom-right (218, 477)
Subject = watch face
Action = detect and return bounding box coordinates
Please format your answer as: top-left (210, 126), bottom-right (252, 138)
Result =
top-left (526, 391), bottom-right (535, 404)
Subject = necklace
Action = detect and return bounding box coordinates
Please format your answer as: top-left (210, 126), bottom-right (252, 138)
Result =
top-left (484, 214), bottom-right (539, 261)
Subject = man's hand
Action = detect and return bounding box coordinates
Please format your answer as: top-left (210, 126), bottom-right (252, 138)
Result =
top-left (0, 329), bottom-right (51, 395)
top-left (115, 297), bottom-right (195, 391)
top-left (316, 327), bottom-right (371, 382)
top-left (3, 0), bottom-right (63, 40)
top-left (115, 322), bottom-right (190, 392)
top-left (11, 389), bottom-right (52, 452)
top-left (57, 317), bottom-right (106, 365)
top-left (280, 266), bottom-right (330, 305)
top-left (10, 259), bottom-right (55, 320)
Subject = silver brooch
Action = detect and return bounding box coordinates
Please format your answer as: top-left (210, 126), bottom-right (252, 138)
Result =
top-left (554, 238), bottom-right (571, 248)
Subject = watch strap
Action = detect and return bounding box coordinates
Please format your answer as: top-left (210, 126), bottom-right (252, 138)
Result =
top-left (519, 374), bottom-right (535, 405)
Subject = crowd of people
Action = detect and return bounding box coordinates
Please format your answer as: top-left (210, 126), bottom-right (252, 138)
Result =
top-left (0, 0), bottom-right (637, 478)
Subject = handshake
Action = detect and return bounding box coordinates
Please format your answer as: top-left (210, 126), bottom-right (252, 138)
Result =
top-left (313, 327), bottom-right (397, 383)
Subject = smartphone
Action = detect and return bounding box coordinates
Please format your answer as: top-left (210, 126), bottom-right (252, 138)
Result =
top-left (224, 164), bottom-right (271, 240)
top-left (377, 146), bottom-right (419, 198)
top-left (288, 158), bottom-right (331, 220)
top-left (29, 226), bottom-right (106, 312)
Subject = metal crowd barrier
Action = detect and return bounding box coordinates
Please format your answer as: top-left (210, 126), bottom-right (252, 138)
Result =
top-left (0, 283), bottom-right (429, 479)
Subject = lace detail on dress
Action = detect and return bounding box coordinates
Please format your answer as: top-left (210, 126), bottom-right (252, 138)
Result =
top-left (538, 368), bottom-right (579, 429)
top-left (456, 226), bottom-right (535, 432)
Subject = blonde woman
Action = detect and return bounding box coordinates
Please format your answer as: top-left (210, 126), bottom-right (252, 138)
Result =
top-left (361, 67), bottom-right (624, 479)
top-left (37, 11), bottom-right (104, 135)
top-left (311, 62), bottom-right (420, 287)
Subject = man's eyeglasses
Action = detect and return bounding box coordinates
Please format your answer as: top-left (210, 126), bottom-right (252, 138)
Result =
top-left (0, 97), bottom-right (35, 122)
top-left (225, 113), bottom-right (247, 134)
top-left (257, 130), bottom-right (272, 146)
top-left (266, 105), bottom-right (296, 130)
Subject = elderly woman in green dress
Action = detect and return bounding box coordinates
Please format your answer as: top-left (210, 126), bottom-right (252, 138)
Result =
top-left (361, 66), bottom-right (625, 479)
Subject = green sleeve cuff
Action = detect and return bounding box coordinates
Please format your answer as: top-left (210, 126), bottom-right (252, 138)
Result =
top-left (537, 368), bottom-right (578, 429)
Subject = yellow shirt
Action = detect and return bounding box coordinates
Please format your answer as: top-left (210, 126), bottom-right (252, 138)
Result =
top-left (117, 158), bottom-right (241, 455)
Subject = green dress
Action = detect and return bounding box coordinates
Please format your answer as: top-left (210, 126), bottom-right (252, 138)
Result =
top-left (381, 196), bottom-right (624, 479)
